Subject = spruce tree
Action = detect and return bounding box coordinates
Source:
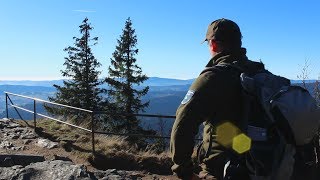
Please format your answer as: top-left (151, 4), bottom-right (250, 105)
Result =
top-left (105, 17), bottom-right (150, 134)
top-left (46, 17), bottom-right (103, 123)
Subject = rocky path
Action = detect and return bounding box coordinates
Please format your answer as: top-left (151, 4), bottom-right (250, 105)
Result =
top-left (0, 118), bottom-right (178, 180)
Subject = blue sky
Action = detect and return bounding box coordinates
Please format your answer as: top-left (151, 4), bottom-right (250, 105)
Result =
top-left (0, 0), bottom-right (319, 80)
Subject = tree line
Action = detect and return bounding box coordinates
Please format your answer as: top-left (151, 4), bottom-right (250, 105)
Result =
top-left (45, 17), bottom-right (154, 144)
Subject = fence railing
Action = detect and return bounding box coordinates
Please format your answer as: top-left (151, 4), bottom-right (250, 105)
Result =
top-left (4, 92), bottom-right (176, 154)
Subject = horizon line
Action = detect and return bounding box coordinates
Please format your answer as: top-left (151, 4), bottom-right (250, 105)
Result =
top-left (0, 78), bottom-right (318, 82)
top-left (0, 76), bottom-right (197, 81)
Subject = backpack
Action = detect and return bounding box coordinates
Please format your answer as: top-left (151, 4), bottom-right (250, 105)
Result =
top-left (203, 62), bottom-right (320, 180)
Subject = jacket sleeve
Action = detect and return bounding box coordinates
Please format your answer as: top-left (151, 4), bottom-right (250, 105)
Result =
top-left (170, 72), bottom-right (216, 179)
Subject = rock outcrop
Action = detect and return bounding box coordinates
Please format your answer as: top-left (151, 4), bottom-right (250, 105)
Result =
top-left (0, 118), bottom-right (177, 179)
top-left (0, 118), bottom-right (39, 152)
top-left (0, 160), bottom-right (145, 180)
top-left (0, 154), bottom-right (45, 167)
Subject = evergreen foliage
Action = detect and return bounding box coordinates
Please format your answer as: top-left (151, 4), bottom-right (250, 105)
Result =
top-left (46, 18), bottom-right (103, 123)
top-left (105, 17), bottom-right (150, 134)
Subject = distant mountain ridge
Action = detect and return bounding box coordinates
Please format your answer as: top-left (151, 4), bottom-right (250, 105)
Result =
top-left (143, 77), bottom-right (194, 86)
top-left (0, 77), bottom-right (195, 87)
top-left (0, 80), bottom-right (64, 87)
top-left (290, 80), bottom-right (317, 84)
top-left (0, 82), bottom-right (189, 120)
top-left (1, 78), bottom-right (317, 87)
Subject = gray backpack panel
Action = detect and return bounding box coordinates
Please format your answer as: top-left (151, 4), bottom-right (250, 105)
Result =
top-left (240, 72), bottom-right (320, 146)
top-left (270, 86), bottom-right (320, 145)
top-left (240, 71), bottom-right (320, 180)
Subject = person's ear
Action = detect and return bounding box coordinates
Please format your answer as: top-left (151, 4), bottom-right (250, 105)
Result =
top-left (209, 40), bottom-right (218, 52)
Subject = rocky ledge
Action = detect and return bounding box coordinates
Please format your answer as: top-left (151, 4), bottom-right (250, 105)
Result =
top-left (0, 118), bottom-right (177, 179)
top-left (0, 160), bottom-right (145, 180)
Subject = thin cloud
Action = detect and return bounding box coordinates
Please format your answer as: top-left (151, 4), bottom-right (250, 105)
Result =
top-left (72, 10), bottom-right (96, 13)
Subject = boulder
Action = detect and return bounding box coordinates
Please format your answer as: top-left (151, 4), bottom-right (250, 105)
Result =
top-left (0, 160), bottom-right (147, 180)
top-left (0, 154), bottom-right (45, 167)
top-left (0, 160), bottom-right (92, 180)
top-left (36, 138), bottom-right (58, 149)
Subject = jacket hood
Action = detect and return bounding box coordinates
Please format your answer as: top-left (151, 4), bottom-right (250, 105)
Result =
top-left (206, 47), bottom-right (265, 74)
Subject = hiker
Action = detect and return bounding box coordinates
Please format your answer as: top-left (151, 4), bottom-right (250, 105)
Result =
top-left (171, 18), bottom-right (320, 180)
top-left (170, 18), bottom-right (267, 179)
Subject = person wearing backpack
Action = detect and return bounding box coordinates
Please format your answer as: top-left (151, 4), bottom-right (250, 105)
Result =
top-left (170, 18), bottom-right (320, 180)
top-left (170, 18), bottom-right (266, 180)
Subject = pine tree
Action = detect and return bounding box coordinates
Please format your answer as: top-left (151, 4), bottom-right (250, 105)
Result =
top-left (46, 18), bottom-right (103, 123)
top-left (105, 17), bottom-right (150, 134)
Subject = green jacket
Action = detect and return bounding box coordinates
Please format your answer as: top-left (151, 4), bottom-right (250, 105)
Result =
top-left (170, 48), bottom-right (265, 179)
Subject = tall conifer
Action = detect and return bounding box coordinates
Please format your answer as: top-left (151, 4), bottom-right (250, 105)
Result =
top-left (105, 17), bottom-right (149, 134)
top-left (47, 18), bottom-right (103, 123)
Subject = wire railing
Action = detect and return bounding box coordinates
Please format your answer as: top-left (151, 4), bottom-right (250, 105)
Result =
top-left (4, 91), bottom-right (177, 154)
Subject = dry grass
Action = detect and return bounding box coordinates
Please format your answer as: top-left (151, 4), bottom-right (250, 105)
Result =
top-left (16, 118), bottom-right (173, 174)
